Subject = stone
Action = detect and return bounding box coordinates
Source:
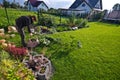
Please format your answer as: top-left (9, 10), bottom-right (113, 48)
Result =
top-left (8, 26), bottom-right (17, 33)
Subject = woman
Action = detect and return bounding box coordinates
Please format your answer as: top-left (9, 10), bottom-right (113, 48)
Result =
top-left (15, 15), bottom-right (36, 47)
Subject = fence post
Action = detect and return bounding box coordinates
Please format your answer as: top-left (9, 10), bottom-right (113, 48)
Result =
top-left (4, 0), bottom-right (10, 25)
top-left (37, 10), bottom-right (40, 24)
top-left (59, 10), bottom-right (62, 25)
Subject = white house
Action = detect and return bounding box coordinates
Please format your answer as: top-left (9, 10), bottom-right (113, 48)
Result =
top-left (60, 0), bottom-right (102, 16)
top-left (27, 0), bottom-right (49, 11)
top-left (70, 0), bottom-right (102, 13)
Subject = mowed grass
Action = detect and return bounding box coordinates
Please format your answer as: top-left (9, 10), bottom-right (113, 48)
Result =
top-left (0, 8), bottom-right (37, 27)
top-left (47, 22), bottom-right (120, 80)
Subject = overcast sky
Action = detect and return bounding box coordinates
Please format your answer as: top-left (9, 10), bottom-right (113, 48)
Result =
top-left (1, 0), bottom-right (120, 10)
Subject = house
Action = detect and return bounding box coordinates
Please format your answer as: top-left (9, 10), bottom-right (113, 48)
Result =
top-left (104, 10), bottom-right (120, 21)
top-left (27, 0), bottom-right (49, 11)
top-left (104, 3), bottom-right (120, 21)
top-left (60, 0), bottom-right (102, 16)
top-left (70, 0), bottom-right (102, 13)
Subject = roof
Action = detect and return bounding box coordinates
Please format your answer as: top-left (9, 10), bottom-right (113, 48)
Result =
top-left (28, 0), bottom-right (48, 8)
top-left (69, 0), bottom-right (83, 9)
top-left (69, 0), bottom-right (102, 9)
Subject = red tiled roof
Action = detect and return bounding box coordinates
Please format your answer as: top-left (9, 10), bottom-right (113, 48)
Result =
top-left (29, 0), bottom-right (39, 7)
top-left (29, 0), bottom-right (48, 8)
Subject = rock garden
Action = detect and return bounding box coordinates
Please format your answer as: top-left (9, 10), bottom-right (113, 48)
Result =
top-left (0, 26), bottom-right (54, 80)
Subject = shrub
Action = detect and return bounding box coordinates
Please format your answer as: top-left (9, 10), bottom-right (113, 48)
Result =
top-left (56, 26), bottom-right (70, 32)
top-left (0, 60), bottom-right (35, 80)
top-left (66, 15), bottom-right (89, 29)
top-left (4, 46), bottom-right (28, 60)
top-left (78, 19), bottom-right (89, 28)
top-left (0, 50), bottom-right (35, 80)
top-left (38, 14), bottom-right (54, 27)
top-left (0, 50), bottom-right (10, 61)
top-left (66, 14), bottom-right (76, 27)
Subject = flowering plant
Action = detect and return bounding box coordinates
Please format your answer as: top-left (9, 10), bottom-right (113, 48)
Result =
top-left (4, 46), bottom-right (28, 60)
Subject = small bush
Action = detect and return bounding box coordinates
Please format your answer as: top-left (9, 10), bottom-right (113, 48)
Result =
top-left (78, 19), bottom-right (89, 28)
top-left (38, 14), bottom-right (54, 27)
top-left (0, 50), bottom-right (35, 80)
top-left (56, 26), bottom-right (70, 32)
top-left (4, 46), bottom-right (28, 60)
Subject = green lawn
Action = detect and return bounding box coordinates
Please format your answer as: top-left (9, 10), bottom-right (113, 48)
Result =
top-left (0, 8), bottom-right (36, 27)
top-left (46, 22), bottom-right (120, 80)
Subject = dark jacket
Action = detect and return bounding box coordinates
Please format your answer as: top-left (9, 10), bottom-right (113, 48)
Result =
top-left (16, 16), bottom-right (33, 33)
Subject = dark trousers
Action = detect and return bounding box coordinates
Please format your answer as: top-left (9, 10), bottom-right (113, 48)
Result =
top-left (16, 26), bottom-right (26, 47)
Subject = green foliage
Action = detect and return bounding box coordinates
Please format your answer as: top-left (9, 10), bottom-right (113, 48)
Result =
top-left (0, 50), bottom-right (11, 61)
top-left (3, 0), bottom-right (10, 8)
top-left (66, 14), bottom-right (89, 28)
top-left (38, 12), bottom-right (53, 27)
top-left (0, 51), bottom-right (35, 80)
top-left (91, 12), bottom-right (104, 21)
top-left (55, 26), bottom-right (70, 32)
top-left (113, 3), bottom-right (120, 11)
top-left (78, 19), bottom-right (89, 28)
top-left (66, 14), bottom-right (76, 27)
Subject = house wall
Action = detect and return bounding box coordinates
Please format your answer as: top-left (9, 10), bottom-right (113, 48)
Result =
top-left (95, 0), bottom-right (101, 9)
top-left (37, 3), bottom-right (48, 11)
top-left (28, 2), bottom-right (37, 11)
top-left (28, 2), bottom-right (48, 11)
top-left (76, 2), bottom-right (92, 13)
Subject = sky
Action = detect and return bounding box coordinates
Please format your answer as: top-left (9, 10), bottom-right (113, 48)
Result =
top-left (0, 0), bottom-right (120, 10)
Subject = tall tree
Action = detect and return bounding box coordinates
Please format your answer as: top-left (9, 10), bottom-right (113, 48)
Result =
top-left (113, 3), bottom-right (120, 11)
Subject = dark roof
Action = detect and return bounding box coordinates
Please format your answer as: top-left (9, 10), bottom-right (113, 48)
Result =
top-left (69, 0), bottom-right (102, 9)
top-left (28, 0), bottom-right (48, 8)
top-left (69, 0), bottom-right (83, 9)
top-left (31, 1), bottom-right (42, 7)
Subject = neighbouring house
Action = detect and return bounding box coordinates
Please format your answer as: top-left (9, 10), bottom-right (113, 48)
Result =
top-left (104, 10), bottom-right (120, 21)
top-left (60, 0), bottom-right (102, 16)
top-left (27, 0), bottom-right (49, 11)
top-left (104, 3), bottom-right (120, 21)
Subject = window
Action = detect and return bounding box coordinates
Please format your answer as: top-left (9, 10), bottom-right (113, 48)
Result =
top-left (82, 3), bottom-right (85, 7)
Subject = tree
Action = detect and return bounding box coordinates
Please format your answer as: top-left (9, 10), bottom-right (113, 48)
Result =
top-left (48, 8), bottom-right (58, 14)
top-left (3, 0), bottom-right (10, 8)
top-left (113, 3), bottom-right (120, 11)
